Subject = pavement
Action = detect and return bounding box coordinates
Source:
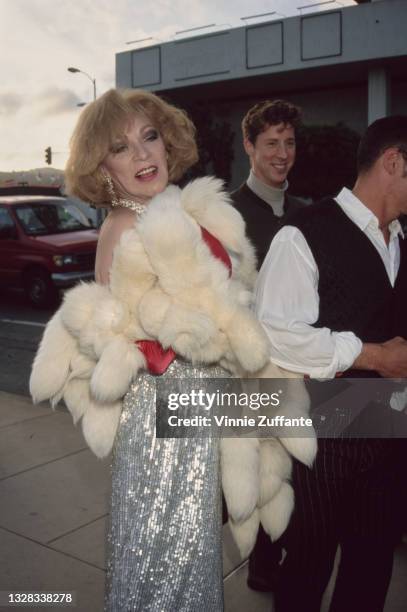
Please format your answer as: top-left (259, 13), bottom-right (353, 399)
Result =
top-left (0, 390), bottom-right (406, 612)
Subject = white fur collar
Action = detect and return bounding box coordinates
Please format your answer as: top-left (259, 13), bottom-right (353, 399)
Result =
top-left (137, 177), bottom-right (257, 286)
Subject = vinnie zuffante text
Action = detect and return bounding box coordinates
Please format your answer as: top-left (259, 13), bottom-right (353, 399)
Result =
top-left (165, 390), bottom-right (313, 429)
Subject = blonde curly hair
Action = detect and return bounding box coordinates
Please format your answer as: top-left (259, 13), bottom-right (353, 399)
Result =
top-left (65, 88), bottom-right (198, 206)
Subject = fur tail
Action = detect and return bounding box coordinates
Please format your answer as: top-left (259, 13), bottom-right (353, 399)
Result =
top-left (30, 311), bottom-right (77, 404)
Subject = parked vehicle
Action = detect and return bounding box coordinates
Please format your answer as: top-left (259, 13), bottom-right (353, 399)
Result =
top-left (0, 195), bottom-right (98, 307)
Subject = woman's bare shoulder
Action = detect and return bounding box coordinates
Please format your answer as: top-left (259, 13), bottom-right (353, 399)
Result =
top-left (95, 209), bottom-right (137, 285)
top-left (99, 208), bottom-right (137, 244)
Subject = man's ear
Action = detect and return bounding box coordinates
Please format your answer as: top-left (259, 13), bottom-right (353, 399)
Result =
top-left (243, 137), bottom-right (255, 157)
top-left (382, 147), bottom-right (400, 176)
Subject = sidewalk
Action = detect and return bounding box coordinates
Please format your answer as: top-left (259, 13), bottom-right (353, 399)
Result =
top-left (0, 391), bottom-right (406, 612)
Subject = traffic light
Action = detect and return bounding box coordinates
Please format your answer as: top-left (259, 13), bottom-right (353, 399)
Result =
top-left (45, 146), bottom-right (52, 165)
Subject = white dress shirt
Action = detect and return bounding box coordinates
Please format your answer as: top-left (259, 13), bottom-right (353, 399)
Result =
top-left (255, 187), bottom-right (404, 379)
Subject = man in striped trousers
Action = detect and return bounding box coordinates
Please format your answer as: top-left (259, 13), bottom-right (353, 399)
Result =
top-left (255, 116), bottom-right (407, 612)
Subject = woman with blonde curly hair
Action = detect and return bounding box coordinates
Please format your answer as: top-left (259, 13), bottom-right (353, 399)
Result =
top-left (65, 88), bottom-right (198, 284)
top-left (31, 88), bottom-right (270, 610)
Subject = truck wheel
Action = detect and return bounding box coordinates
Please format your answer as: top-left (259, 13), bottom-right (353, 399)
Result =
top-left (24, 269), bottom-right (58, 308)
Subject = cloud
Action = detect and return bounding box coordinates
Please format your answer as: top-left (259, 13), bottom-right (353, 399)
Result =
top-left (0, 0), bottom-right (357, 172)
top-left (33, 87), bottom-right (82, 116)
top-left (0, 93), bottom-right (23, 116)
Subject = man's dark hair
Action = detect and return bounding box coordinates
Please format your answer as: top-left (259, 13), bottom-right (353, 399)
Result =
top-left (357, 115), bottom-right (407, 174)
top-left (242, 99), bottom-right (302, 144)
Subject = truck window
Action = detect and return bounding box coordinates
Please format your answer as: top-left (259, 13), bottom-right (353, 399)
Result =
top-left (15, 201), bottom-right (95, 236)
top-left (0, 207), bottom-right (17, 239)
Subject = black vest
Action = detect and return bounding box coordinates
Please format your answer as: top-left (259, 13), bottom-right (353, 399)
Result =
top-left (288, 198), bottom-right (407, 376)
top-left (230, 183), bottom-right (306, 269)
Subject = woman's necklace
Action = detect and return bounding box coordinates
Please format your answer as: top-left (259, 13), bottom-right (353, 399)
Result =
top-left (103, 172), bottom-right (147, 214)
top-left (110, 198), bottom-right (146, 214)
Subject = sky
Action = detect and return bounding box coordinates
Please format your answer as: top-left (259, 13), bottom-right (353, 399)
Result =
top-left (0, 0), bottom-right (356, 174)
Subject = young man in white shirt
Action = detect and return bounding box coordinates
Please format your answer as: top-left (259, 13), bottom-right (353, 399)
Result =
top-left (255, 115), bottom-right (407, 612)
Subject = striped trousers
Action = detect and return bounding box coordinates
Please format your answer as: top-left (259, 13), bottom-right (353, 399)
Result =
top-left (274, 437), bottom-right (406, 612)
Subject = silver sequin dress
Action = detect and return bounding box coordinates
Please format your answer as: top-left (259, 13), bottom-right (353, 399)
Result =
top-left (105, 359), bottom-right (228, 612)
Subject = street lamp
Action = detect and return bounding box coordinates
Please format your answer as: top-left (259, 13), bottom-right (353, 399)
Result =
top-left (68, 68), bottom-right (104, 226)
top-left (67, 66), bottom-right (96, 101)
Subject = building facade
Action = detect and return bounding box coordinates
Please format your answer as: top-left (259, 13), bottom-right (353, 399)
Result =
top-left (116, 0), bottom-right (407, 188)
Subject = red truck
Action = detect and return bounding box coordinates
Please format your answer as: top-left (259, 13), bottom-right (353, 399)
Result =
top-left (0, 195), bottom-right (98, 307)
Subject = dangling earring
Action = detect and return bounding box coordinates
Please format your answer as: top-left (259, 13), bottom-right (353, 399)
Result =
top-left (101, 169), bottom-right (120, 207)
top-left (165, 150), bottom-right (171, 181)
top-left (100, 168), bottom-right (147, 214)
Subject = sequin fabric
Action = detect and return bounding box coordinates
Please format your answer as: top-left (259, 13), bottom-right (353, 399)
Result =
top-left (105, 359), bottom-right (228, 612)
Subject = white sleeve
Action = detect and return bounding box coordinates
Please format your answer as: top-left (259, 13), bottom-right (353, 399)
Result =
top-left (254, 226), bottom-right (362, 379)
